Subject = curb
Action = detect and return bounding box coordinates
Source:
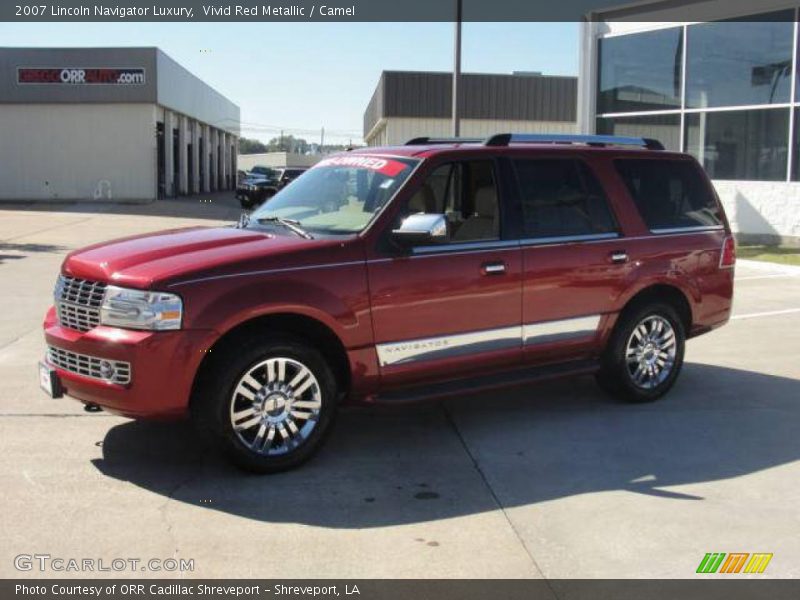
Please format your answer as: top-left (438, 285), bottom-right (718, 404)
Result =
top-left (737, 259), bottom-right (800, 276)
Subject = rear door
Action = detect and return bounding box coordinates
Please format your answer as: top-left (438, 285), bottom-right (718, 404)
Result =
top-left (514, 156), bottom-right (628, 365)
top-left (366, 158), bottom-right (523, 388)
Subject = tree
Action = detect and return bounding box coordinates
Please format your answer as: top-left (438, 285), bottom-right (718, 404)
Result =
top-left (238, 137), bottom-right (268, 154)
top-left (266, 135), bottom-right (310, 154)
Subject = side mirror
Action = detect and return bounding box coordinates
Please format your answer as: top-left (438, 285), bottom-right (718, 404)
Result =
top-left (392, 213), bottom-right (448, 247)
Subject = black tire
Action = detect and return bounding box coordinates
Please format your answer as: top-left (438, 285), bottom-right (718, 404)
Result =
top-left (596, 302), bottom-right (685, 403)
top-left (192, 333), bottom-right (338, 473)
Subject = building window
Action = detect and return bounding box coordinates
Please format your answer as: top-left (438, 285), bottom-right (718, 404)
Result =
top-left (598, 27), bottom-right (683, 114)
top-left (793, 108), bottom-right (800, 181)
top-left (684, 108), bottom-right (789, 181)
top-left (686, 14), bottom-right (793, 109)
top-left (597, 114), bottom-right (681, 152)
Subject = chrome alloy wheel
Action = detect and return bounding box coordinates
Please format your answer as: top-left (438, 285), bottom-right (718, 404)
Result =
top-left (625, 315), bottom-right (677, 390)
top-left (229, 357), bottom-right (322, 456)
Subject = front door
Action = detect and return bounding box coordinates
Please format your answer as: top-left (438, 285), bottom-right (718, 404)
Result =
top-left (367, 159), bottom-right (523, 388)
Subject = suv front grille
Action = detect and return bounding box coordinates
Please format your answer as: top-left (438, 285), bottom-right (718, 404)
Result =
top-left (47, 346), bottom-right (131, 385)
top-left (55, 276), bottom-right (106, 332)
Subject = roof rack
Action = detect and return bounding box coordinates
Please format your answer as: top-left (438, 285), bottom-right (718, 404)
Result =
top-left (484, 133), bottom-right (665, 150)
top-left (405, 136), bottom-right (484, 145)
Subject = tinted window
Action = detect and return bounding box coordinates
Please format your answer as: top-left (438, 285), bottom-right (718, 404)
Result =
top-left (684, 108), bottom-right (789, 181)
top-left (513, 159), bottom-right (617, 239)
top-left (615, 159), bottom-right (722, 230)
top-left (402, 160), bottom-right (500, 242)
top-left (597, 114), bottom-right (681, 152)
top-left (686, 15), bottom-right (793, 108)
top-left (598, 27), bottom-right (683, 114)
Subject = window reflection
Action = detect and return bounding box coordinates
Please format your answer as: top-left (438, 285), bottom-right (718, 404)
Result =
top-left (597, 114), bottom-right (681, 152)
top-left (685, 109), bottom-right (789, 181)
top-left (598, 27), bottom-right (683, 114)
top-left (686, 14), bottom-right (793, 108)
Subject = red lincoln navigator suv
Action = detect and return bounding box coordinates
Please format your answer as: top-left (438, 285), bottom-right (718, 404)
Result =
top-left (40, 134), bottom-right (735, 472)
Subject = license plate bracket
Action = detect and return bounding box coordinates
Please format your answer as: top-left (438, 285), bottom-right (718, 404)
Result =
top-left (39, 362), bottom-right (63, 399)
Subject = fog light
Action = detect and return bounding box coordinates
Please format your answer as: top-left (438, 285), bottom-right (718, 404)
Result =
top-left (99, 360), bottom-right (116, 381)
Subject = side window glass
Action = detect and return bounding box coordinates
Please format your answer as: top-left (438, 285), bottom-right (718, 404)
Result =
top-left (614, 159), bottom-right (723, 230)
top-left (401, 160), bottom-right (500, 243)
top-left (513, 159), bottom-right (617, 239)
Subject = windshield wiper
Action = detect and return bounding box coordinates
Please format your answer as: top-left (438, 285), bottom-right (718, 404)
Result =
top-left (256, 216), bottom-right (314, 239)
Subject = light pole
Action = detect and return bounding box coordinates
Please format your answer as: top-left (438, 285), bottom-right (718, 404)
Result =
top-left (452, 0), bottom-right (462, 137)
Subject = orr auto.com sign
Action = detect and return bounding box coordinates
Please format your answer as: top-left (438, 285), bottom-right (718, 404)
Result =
top-left (17, 67), bottom-right (146, 85)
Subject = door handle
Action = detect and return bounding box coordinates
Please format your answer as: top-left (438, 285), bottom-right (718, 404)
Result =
top-left (609, 251), bottom-right (629, 264)
top-left (482, 261), bottom-right (506, 275)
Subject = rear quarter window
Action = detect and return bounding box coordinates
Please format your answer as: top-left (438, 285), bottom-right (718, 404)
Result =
top-left (614, 159), bottom-right (723, 231)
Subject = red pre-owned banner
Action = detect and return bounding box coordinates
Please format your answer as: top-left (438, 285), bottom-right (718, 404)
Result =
top-left (17, 68), bottom-right (146, 85)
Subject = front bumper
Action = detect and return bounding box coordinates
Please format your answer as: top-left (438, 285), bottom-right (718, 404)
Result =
top-left (42, 306), bottom-right (215, 420)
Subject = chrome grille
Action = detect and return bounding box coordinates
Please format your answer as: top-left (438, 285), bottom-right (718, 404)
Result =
top-left (55, 275), bottom-right (106, 332)
top-left (57, 302), bottom-right (101, 332)
top-left (47, 346), bottom-right (131, 385)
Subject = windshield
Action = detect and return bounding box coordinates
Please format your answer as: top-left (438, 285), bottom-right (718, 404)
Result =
top-left (249, 155), bottom-right (419, 234)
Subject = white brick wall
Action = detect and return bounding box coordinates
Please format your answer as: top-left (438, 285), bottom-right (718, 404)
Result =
top-left (713, 180), bottom-right (800, 241)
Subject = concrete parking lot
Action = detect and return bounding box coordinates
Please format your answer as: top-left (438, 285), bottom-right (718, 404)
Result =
top-left (1, 195), bottom-right (799, 579)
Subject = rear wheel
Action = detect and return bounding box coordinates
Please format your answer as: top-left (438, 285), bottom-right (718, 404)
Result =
top-left (596, 303), bottom-right (685, 403)
top-left (193, 334), bottom-right (338, 473)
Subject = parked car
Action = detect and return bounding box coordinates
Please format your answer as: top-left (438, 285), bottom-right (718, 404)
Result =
top-left (236, 167), bottom-right (308, 209)
top-left (40, 134), bottom-right (735, 473)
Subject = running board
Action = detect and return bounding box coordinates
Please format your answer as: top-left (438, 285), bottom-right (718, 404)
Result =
top-left (376, 359), bottom-right (599, 404)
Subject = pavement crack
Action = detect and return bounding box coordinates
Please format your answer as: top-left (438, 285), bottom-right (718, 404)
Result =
top-left (441, 402), bottom-right (559, 598)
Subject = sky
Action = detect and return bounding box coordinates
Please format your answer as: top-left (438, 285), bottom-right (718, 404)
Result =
top-left (0, 22), bottom-right (578, 144)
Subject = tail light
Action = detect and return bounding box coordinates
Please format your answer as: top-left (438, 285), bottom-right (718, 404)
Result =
top-left (719, 235), bottom-right (736, 269)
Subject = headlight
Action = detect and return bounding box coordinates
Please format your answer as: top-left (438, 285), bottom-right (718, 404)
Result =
top-left (100, 286), bottom-right (183, 331)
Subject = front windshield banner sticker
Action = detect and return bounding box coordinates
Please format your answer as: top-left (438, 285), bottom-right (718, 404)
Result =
top-left (314, 156), bottom-right (409, 176)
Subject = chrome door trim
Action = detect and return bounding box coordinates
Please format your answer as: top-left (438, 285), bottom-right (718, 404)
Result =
top-left (523, 314), bottom-right (601, 346)
top-left (376, 325), bottom-right (521, 367)
top-left (520, 233), bottom-right (619, 247)
top-left (411, 239), bottom-right (520, 255)
top-left (650, 225), bottom-right (724, 235)
top-left (376, 314), bottom-right (603, 367)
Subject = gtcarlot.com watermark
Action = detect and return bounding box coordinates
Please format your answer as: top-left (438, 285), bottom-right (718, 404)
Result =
top-left (14, 553), bottom-right (194, 573)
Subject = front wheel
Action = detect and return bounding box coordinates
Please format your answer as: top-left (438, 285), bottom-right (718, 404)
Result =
top-left (596, 303), bottom-right (685, 403)
top-left (193, 334), bottom-right (338, 473)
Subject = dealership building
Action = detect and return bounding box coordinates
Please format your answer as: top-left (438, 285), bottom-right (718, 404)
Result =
top-left (364, 70), bottom-right (577, 146)
top-left (579, 0), bottom-right (800, 245)
top-left (0, 47), bottom-right (240, 202)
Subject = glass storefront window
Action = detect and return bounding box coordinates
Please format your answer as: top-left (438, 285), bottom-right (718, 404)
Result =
top-left (684, 109), bottom-right (789, 181)
top-left (597, 114), bottom-right (681, 152)
top-left (792, 108), bottom-right (800, 181)
top-left (598, 27), bottom-right (683, 114)
top-left (686, 14), bottom-right (793, 108)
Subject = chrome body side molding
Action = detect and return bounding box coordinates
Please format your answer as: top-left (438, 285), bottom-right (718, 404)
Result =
top-left (376, 314), bottom-right (602, 367)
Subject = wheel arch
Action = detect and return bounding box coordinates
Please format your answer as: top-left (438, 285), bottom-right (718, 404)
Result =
top-left (189, 312), bottom-right (352, 411)
top-left (616, 283), bottom-right (693, 335)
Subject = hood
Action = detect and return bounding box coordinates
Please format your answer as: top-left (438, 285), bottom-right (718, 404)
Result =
top-left (63, 226), bottom-right (321, 288)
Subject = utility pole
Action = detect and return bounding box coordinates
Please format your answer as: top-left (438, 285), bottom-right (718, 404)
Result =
top-left (320, 126), bottom-right (325, 152)
top-left (452, 0), bottom-right (462, 137)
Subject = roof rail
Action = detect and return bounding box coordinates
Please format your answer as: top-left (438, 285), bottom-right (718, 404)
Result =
top-left (483, 133), bottom-right (665, 151)
top-left (405, 136), bottom-right (484, 145)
